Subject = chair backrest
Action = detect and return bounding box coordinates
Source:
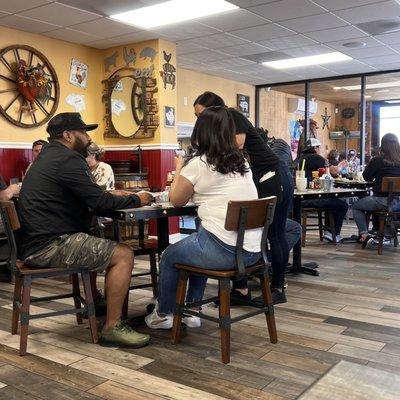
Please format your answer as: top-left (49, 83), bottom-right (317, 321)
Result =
top-left (0, 201), bottom-right (19, 272)
top-left (224, 196), bottom-right (277, 275)
top-left (381, 177), bottom-right (400, 194)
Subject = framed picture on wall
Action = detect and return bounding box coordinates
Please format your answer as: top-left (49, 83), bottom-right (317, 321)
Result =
top-left (69, 58), bottom-right (88, 89)
top-left (237, 94), bottom-right (250, 117)
top-left (164, 106), bottom-right (175, 127)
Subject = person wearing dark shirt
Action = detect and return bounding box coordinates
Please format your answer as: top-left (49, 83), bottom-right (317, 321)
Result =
top-left (298, 139), bottom-right (348, 242)
top-left (194, 92), bottom-right (292, 304)
top-left (19, 112), bottom-right (152, 348)
top-left (353, 133), bottom-right (400, 245)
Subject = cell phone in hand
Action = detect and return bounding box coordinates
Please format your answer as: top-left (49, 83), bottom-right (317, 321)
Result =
top-left (174, 148), bottom-right (186, 157)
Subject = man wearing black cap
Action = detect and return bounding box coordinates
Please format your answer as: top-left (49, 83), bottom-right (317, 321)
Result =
top-left (18, 112), bottom-right (152, 348)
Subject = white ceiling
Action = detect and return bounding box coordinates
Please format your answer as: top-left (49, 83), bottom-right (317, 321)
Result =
top-left (1, 0), bottom-right (400, 85)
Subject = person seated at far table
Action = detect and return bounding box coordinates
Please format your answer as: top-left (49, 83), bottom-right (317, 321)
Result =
top-left (145, 106), bottom-right (263, 329)
top-left (0, 175), bottom-right (20, 201)
top-left (297, 138), bottom-right (348, 243)
top-left (353, 133), bottom-right (400, 247)
top-left (18, 112), bottom-right (153, 348)
top-left (86, 142), bottom-right (115, 190)
top-left (25, 139), bottom-right (47, 176)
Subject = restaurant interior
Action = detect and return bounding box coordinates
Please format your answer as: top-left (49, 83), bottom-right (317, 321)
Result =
top-left (1, 1), bottom-right (400, 399)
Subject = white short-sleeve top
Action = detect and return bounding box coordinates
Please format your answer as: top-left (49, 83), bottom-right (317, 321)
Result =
top-left (180, 155), bottom-right (262, 253)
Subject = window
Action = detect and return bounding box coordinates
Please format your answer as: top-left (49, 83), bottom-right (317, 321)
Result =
top-left (379, 105), bottom-right (400, 142)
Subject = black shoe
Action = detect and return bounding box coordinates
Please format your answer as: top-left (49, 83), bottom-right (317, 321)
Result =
top-left (214, 289), bottom-right (251, 307)
top-left (82, 290), bottom-right (107, 318)
top-left (253, 287), bottom-right (287, 305)
top-left (0, 268), bottom-right (11, 283)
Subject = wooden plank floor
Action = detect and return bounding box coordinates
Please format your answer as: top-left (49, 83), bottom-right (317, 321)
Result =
top-left (0, 223), bottom-right (400, 399)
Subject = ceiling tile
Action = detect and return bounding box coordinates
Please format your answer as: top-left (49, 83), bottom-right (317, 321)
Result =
top-left (335, 0), bottom-right (400, 24)
top-left (197, 9), bottom-right (269, 31)
top-left (205, 57), bottom-right (255, 68)
top-left (283, 44), bottom-right (334, 57)
top-left (293, 66), bottom-right (339, 79)
top-left (313, 0), bottom-right (386, 11)
top-left (86, 39), bottom-right (120, 49)
top-left (19, 3), bottom-right (101, 26)
top-left (343, 45), bottom-right (396, 59)
top-left (56, 0), bottom-right (152, 15)
top-left (150, 22), bottom-right (220, 42)
top-left (375, 31), bottom-right (400, 45)
top-left (258, 34), bottom-right (318, 50)
top-left (69, 17), bottom-right (140, 38)
top-left (324, 60), bottom-right (378, 74)
top-left (0, 14), bottom-right (60, 33)
top-left (176, 42), bottom-right (208, 55)
top-left (230, 23), bottom-right (295, 42)
top-left (178, 33), bottom-right (248, 51)
top-left (218, 42), bottom-right (272, 56)
top-left (377, 61), bottom-right (400, 70)
top-left (107, 30), bottom-right (162, 44)
top-left (0, 0), bottom-right (50, 13)
top-left (304, 26), bottom-right (368, 43)
top-left (248, 0), bottom-right (325, 22)
top-left (228, 0), bottom-right (280, 8)
top-left (362, 54), bottom-right (400, 65)
top-left (42, 28), bottom-right (99, 44)
top-left (279, 13), bottom-right (348, 33)
top-left (179, 49), bottom-right (231, 62)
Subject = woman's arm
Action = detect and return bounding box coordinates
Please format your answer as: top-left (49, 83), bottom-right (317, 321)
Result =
top-left (169, 156), bottom-right (194, 207)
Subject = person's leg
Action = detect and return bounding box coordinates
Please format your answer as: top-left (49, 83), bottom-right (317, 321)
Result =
top-left (330, 199), bottom-right (348, 236)
top-left (353, 196), bottom-right (388, 240)
top-left (285, 219), bottom-right (301, 250)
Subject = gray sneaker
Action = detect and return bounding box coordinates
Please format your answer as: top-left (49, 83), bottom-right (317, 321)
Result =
top-left (100, 320), bottom-right (150, 348)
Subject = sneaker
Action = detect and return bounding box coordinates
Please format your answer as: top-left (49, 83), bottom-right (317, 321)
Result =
top-left (182, 315), bottom-right (201, 328)
top-left (145, 309), bottom-right (173, 329)
top-left (323, 231), bottom-right (333, 242)
top-left (335, 235), bottom-right (343, 243)
top-left (214, 289), bottom-right (251, 307)
top-left (100, 320), bottom-right (150, 348)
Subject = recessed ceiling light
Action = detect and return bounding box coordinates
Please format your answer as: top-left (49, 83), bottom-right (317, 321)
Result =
top-left (385, 99), bottom-right (400, 103)
top-left (342, 41), bottom-right (367, 48)
top-left (334, 81), bottom-right (400, 90)
top-left (110, 0), bottom-right (238, 29)
top-left (262, 52), bottom-right (352, 69)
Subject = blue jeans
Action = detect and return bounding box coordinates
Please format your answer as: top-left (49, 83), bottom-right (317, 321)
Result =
top-left (157, 226), bottom-right (261, 314)
top-left (286, 219), bottom-right (302, 250)
top-left (353, 196), bottom-right (388, 235)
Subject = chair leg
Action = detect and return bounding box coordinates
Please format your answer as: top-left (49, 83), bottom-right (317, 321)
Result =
top-left (81, 270), bottom-right (99, 344)
top-left (219, 278), bottom-right (231, 364)
top-left (171, 270), bottom-right (188, 345)
top-left (328, 211), bottom-right (337, 244)
top-left (394, 234), bottom-right (399, 247)
top-left (378, 215), bottom-right (386, 255)
top-left (11, 275), bottom-right (23, 335)
top-left (259, 272), bottom-right (278, 344)
top-left (149, 250), bottom-right (158, 298)
top-left (301, 213), bottom-right (307, 247)
top-left (71, 273), bottom-right (83, 325)
top-left (318, 210), bottom-right (323, 241)
top-left (19, 275), bottom-right (32, 356)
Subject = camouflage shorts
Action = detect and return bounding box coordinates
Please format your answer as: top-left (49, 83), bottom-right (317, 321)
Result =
top-left (23, 233), bottom-right (117, 272)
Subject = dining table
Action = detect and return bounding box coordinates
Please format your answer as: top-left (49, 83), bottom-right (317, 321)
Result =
top-left (290, 187), bottom-right (370, 276)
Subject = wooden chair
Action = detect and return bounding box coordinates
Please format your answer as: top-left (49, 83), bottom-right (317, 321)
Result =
top-left (301, 208), bottom-right (336, 246)
top-left (0, 201), bottom-right (98, 356)
top-left (111, 219), bottom-right (158, 318)
top-left (372, 177), bottom-right (400, 255)
top-left (171, 197), bottom-right (278, 364)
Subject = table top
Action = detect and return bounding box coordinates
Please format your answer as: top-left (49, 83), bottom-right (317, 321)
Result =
top-left (334, 179), bottom-right (373, 187)
top-left (294, 187), bottom-right (369, 199)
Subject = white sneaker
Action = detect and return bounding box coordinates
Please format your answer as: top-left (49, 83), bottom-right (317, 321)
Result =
top-left (323, 231), bottom-right (333, 242)
top-left (335, 235), bottom-right (342, 243)
top-left (145, 309), bottom-right (173, 329)
top-left (182, 315), bottom-right (201, 328)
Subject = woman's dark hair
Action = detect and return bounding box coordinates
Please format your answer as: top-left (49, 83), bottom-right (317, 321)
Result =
top-left (187, 106), bottom-right (248, 175)
top-left (339, 151), bottom-right (346, 161)
top-left (380, 133), bottom-right (400, 166)
top-left (328, 149), bottom-right (339, 163)
top-left (193, 91), bottom-right (225, 108)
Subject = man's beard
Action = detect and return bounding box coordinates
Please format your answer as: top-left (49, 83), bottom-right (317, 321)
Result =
top-left (74, 136), bottom-right (90, 157)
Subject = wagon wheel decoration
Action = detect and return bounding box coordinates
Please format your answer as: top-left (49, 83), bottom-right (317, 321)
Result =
top-left (0, 45), bottom-right (59, 128)
top-left (131, 78), bottom-right (146, 125)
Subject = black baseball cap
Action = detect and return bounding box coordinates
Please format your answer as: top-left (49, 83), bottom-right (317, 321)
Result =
top-left (46, 112), bottom-right (98, 138)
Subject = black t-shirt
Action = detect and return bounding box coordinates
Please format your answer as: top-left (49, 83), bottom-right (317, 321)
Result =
top-left (298, 152), bottom-right (326, 179)
top-left (270, 138), bottom-right (292, 169)
top-left (228, 108), bottom-right (281, 199)
top-left (19, 141), bottom-right (141, 259)
top-left (363, 156), bottom-right (400, 196)
top-left (0, 175), bottom-right (7, 190)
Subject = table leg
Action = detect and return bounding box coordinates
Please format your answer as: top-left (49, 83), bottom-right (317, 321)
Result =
top-left (288, 196), bottom-right (319, 276)
top-left (157, 218), bottom-right (170, 255)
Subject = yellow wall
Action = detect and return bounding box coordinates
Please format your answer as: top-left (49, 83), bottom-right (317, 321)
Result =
top-left (0, 26), bottom-right (103, 144)
top-left (177, 68), bottom-right (255, 124)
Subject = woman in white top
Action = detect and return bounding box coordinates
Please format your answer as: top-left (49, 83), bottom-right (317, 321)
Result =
top-left (86, 143), bottom-right (115, 190)
top-left (146, 106), bottom-right (262, 329)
